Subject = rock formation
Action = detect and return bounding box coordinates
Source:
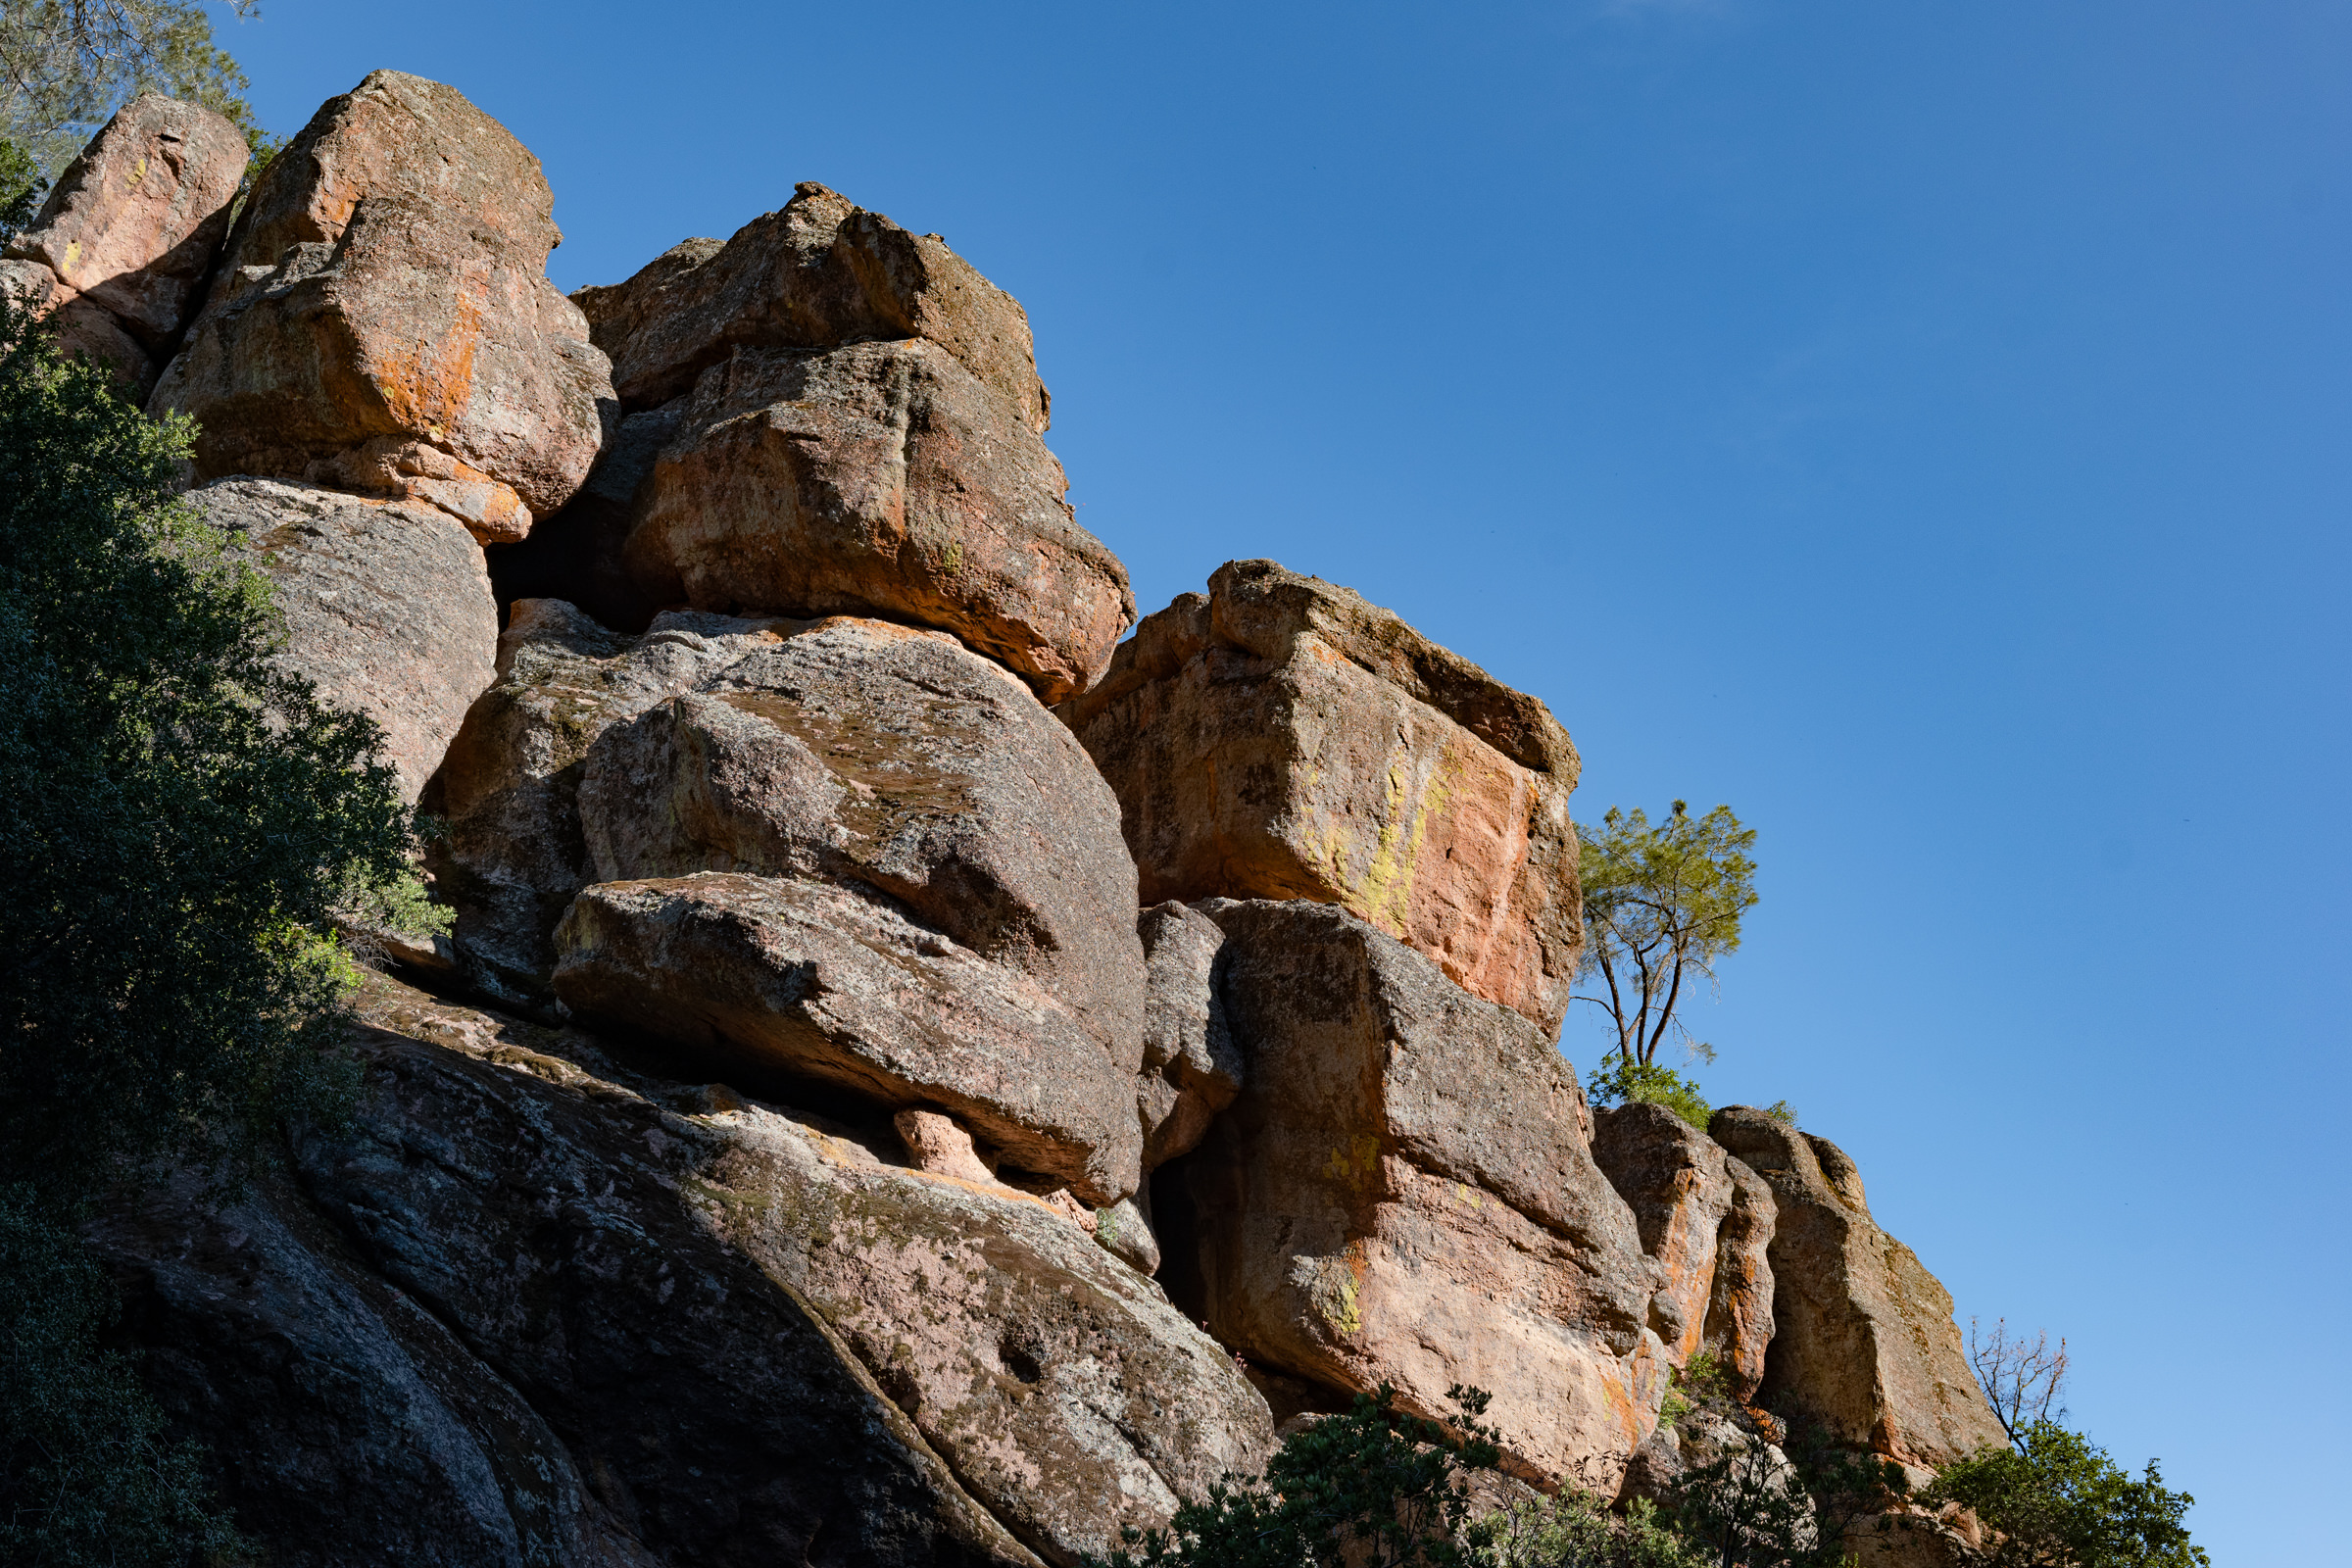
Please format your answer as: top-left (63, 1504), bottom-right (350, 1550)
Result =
top-left (1061, 560), bottom-right (1583, 1034)
top-left (1592, 1102), bottom-right (1778, 1400)
top-left (0, 93), bottom-right (249, 394)
top-left (1161, 899), bottom-right (1666, 1488)
top-left (575, 180), bottom-right (1051, 434)
top-left (29, 73), bottom-right (2016, 1566)
top-left (152, 70), bottom-right (612, 540)
top-left (1710, 1107), bottom-right (2009, 1467)
top-left (622, 339), bottom-right (1129, 703)
top-left (188, 478), bottom-right (497, 803)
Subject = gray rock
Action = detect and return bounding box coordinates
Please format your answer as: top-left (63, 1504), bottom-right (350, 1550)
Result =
top-left (622, 339), bottom-right (1132, 704)
top-left (192, 477), bottom-right (497, 803)
top-left (574, 181), bottom-right (1050, 433)
top-left (423, 601), bottom-right (791, 1005)
top-left (1710, 1107), bottom-right (2009, 1467)
top-left (577, 614), bottom-right (1144, 1060)
top-left (1135, 901), bottom-right (1243, 1169)
top-left (1165, 898), bottom-right (1666, 1489)
top-left (85, 978), bottom-right (1044, 1568)
top-left (553, 873), bottom-right (1144, 1205)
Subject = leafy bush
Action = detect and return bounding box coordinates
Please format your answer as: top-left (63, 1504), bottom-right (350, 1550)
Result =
top-left (1926, 1421), bottom-right (2209, 1567)
top-left (1587, 1056), bottom-right (1714, 1132)
top-left (0, 1187), bottom-right (250, 1566)
top-left (1470, 1491), bottom-right (1704, 1568)
top-left (1093, 1384), bottom-right (1503, 1568)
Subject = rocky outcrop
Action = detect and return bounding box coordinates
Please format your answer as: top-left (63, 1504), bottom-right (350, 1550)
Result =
top-left (1709, 1107), bottom-right (2007, 1467)
top-left (1591, 1102), bottom-right (1777, 1400)
top-left (576, 614), bottom-right (1144, 1054)
top-left (621, 340), bottom-right (1130, 703)
top-left (1135, 901), bottom-right (1244, 1170)
top-left (1163, 899), bottom-right (1664, 1487)
top-left (193, 478), bottom-right (497, 802)
top-left (152, 71), bottom-right (612, 540)
top-left (424, 602), bottom-right (793, 1004)
top-left (1060, 561), bottom-right (1582, 1034)
top-left (88, 979), bottom-right (1042, 1568)
top-left (1, 93), bottom-right (249, 393)
top-left (553, 873), bottom-right (1142, 1204)
top-left (576, 181), bottom-right (1050, 432)
top-left (710, 1074), bottom-right (1272, 1565)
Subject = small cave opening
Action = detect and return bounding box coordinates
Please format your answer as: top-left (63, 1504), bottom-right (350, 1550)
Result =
top-left (1148, 1152), bottom-right (1209, 1327)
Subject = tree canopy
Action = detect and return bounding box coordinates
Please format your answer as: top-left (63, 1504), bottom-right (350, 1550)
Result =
top-left (0, 0), bottom-right (265, 178)
top-left (1575, 802), bottom-right (1758, 1073)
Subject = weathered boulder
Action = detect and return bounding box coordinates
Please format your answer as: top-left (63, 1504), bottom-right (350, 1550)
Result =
top-left (152, 71), bottom-right (612, 539)
top-left (423, 601), bottom-right (790, 1004)
top-left (189, 478), bottom-right (496, 802)
top-left (1135, 901), bottom-right (1244, 1170)
top-left (1060, 561), bottom-right (1582, 1034)
top-left (577, 614), bottom-right (1145, 1054)
top-left (553, 873), bottom-right (1143, 1204)
top-left (86, 978), bottom-right (1042, 1568)
top-left (622, 340), bottom-right (1131, 704)
top-left (1709, 1107), bottom-right (2008, 1467)
top-left (709, 1074), bottom-right (1273, 1565)
top-left (575, 181), bottom-right (1050, 432)
top-left (1162, 899), bottom-right (1665, 1487)
top-left (1, 93), bottom-right (248, 392)
top-left (1591, 1102), bottom-right (1778, 1400)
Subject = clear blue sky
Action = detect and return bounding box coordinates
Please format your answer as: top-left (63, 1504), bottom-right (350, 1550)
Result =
top-left (225, 3), bottom-right (2347, 1558)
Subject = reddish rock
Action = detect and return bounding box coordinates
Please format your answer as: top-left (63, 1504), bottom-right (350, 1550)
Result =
top-left (2, 93), bottom-right (249, 391)
top-left (1135, 901), bottom-right (1244, 1169)
top-left (152, 71), bottom-right (612, 538)
top-left (1710, 1107), bottom-right (2008, 1467)
top-left (1060, 561), bottom-right (1582, 1034)
top-left (1591, 1102), bottom-right (1778, 1401)
top-left (192, 478), bottom-right (497, 803)
top-left (1165, 899), bottom-right (1665, 1489)
top-left (622, 339), bottom-right (1130, 703)
top-left (575, 181), bottom-right (1050, 432)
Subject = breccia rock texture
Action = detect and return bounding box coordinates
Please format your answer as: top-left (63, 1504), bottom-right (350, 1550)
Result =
top-left (424, 601), bottom-right (794, 1004)
top-left (553, 873), bottom-right (1143, 1205)
top-left (1061, 560), bottom-right (1582, 1034)
top-left (1709, 1107), bottom-right (2008, 1466)
top-left (575, 180), bottom-right (1050, 432)
top-left (705, 1078), bottom-right (1273, 1566)
top-left (1, 93), bottom-right (249, 392)
top-left (193, 478), bottom-right (497, 802)
top-left (1162, 899), bottom-right (1665, 1488)
top-left (87, 978), bottom-right (1044, 1568)
top-left (622, 340), bottom-right (1132, 704)
top-left (1591, 1102), bottom-right (1778, 1401)
top-left (1135, 900), bottom-right (1244, 1170)
top-left (576, 613), bottom-right (1145, 1055)
top-left (152, 70), bottom-right (612, 537)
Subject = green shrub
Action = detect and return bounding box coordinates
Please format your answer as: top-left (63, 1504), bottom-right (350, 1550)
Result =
top-left (1587, 1056), bottom-right (1714, 1132)
top-left (1926, 1420), bottom-right (2208, 1567)
top-left (1469, 1491), bottom-right (1704, 1568)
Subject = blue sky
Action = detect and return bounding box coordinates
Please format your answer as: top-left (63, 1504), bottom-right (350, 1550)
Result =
top-left (226, 3), bottom-right (2347, 1557)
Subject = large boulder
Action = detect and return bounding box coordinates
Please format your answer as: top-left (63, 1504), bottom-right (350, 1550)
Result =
top-left (192, 478), bottom-right (497, 802)
top-left (1059, 561), bottom-right (1582, 1034)
top-left (621, 340), bottom-right (1130, 703)
top-left (575, 181), bottom-right (1050, 432)
top-left (152, 71), bottom-right (612, 541)
top-left (1590, 1103), bottom-right (1778, 1401)
top-left (85, 978), bottom-right (1042, 1568)
top-left (575, 614), bottom-right (1145, 1054)
top-left (422, 601), bottom-right (790, 1004)
top-left (1161, 899), bottom-right (1666, 1488)
top-left (553, 874), bottom-right (1142, 1205)
top-left (709, 1076), bottom-right (1274, 1565)
top-left (1709, 1107), bottom-right (2008, 1467)
top-left (1, 93), bottom-right (249, 392)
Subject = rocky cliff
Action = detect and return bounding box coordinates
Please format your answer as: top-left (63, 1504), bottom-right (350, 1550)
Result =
top-left (13, 71), bottom-right (2005, 1566)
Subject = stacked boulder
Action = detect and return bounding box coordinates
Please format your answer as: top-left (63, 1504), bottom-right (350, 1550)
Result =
top-left (43, 71), bottom-right (2009, 1568)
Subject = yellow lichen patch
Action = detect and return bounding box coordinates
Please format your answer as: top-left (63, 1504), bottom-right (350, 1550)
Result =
top-left (128, 156), bottom-right (147, 187)
top-left (1309, 1244), bottom-right (1369, 1339)
top-left (1352, 741), bottom-right (1457, 937)
top-left (1323, 1134), bottom-right (1381, 1192)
